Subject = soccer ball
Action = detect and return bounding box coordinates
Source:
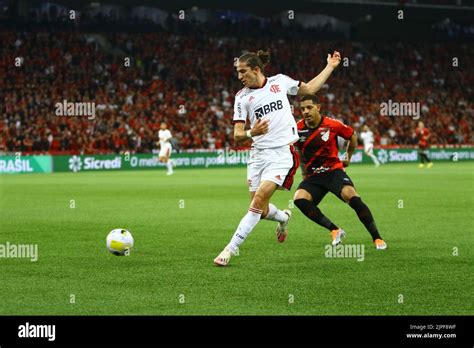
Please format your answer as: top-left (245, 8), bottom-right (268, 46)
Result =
top-left (106, 229), bottom-right (134, 256)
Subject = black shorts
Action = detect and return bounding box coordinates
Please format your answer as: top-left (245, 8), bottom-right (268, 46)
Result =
top-left (297, 169), bottom-right (354, 204)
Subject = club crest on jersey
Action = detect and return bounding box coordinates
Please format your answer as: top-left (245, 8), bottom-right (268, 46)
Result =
top-left (269, 84), bottom-right (281, 93)
top-left (254, 100), bottom-right (283, 119)
top-left (321, 130), bottom-right (330, 142)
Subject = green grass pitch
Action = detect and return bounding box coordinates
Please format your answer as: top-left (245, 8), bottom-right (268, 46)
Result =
top-left (0, 162), bottom-right (472, 315)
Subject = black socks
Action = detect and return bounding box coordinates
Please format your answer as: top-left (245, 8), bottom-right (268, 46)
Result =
top-left (348, 196), bottom-right (382, 241)
top-left (419, 152), bottom-right (431, 163)
top-left (294, 196), bottom-right (382, 242)
top-left (294, 199), bottom-right (338, 231)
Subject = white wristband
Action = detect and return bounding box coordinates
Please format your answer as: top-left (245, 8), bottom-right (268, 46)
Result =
top-left (246, 130), bottom-right (252, 139)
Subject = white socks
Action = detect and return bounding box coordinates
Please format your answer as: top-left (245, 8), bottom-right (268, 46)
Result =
top-left (228, 207), bottom-right (262, 253)
top-left (166, 160), bottom-right (173, 173)
top-left (227, 204), bottom-right (289, 253)
top-left (263, 203), bottom-right (288, 223)
top-left (370, 154), bottom-right (380, 166)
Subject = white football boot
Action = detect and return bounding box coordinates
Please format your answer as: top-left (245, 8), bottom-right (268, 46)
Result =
top-left (331, 228), bottom-right (346, 246)
top-left (214, 246), bottom-right (234, 266)
top-left (276, 209), bottom-right (292, 243)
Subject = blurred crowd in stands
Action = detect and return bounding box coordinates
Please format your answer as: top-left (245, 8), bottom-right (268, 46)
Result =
top-left (1, 20), bottom-right (472, 155)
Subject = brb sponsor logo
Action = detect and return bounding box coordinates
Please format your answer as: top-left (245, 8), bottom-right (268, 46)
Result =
top-left (254, 100), bottom-right (283, 119)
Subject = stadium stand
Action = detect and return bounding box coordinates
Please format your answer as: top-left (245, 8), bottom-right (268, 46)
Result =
top-left (1, 15), bottom-right (472, 154)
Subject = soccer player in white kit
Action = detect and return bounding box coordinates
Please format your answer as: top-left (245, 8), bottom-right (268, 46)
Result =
top-left (158, 122), bottom-right (174, 175)
top-left (214, 49), bottom-right (341, 266)
top-left (360, 125), bottom-right (380, 167)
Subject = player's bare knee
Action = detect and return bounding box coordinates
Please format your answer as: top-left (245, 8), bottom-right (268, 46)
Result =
top-left (341, 185), bottom-right (358, 203)
top-left (294, 189), bottom-right (312, 201)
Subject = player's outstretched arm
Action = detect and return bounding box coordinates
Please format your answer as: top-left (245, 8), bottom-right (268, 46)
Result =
top-left (342, 131), bottom-right (358, 167)
top-left (297, 51), bottom-right (341, 96)
top-left (233, 119), bottom-right (269, 143)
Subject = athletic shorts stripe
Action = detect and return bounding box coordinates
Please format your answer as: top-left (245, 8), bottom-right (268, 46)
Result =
top-left (282, 145), bottom-right (300, 190)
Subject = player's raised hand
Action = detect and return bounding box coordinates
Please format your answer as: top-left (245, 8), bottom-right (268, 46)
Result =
top-left (251, 118), bottom-right (269, 136)
top-left (327, 51), bottom-right (341, 69)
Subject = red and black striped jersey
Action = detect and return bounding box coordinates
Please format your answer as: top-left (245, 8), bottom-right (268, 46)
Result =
top-left (416, 127), bottom-right (430, 147)
top-left (295, 116), bottom-right (354, 177)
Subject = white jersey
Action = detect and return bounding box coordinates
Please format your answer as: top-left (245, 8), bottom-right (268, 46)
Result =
top-left (159, 129), bottom-right (172, 148)
top-left (360, 130), bottom-right (375, 148)
top-left (233, 74), bottom-right (300, 149)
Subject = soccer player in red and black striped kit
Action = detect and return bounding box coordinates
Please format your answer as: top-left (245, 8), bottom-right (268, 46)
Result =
top-left (416, 121), bottom-right (433, 168)
top-left (293, 95), bottom-right (387, 249)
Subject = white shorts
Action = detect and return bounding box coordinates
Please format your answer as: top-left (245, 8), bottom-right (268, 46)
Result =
top-left (247, 145), bottom-right (299, 192)
top-left (159, 143), bottom-right (172, 157)
top-left (364, 144), bottom-right (374, 155)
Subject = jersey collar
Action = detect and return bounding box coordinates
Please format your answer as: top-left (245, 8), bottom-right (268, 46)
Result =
top-left (249, 77), bottom-right (267, 90)
top-left (305, 115), bottom-right (324, 129)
